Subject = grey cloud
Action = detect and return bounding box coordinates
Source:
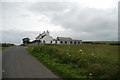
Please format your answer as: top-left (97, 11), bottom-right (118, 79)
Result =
top-left (1, 2), bottom-right (118, 45)
top-left (28, 2), bottom-right (74, 17)
top-left (28, 2), bottom-right (118, 41)
top-left (29, 2), bottom-right (71, 12)
top-left (52, 7), bottom-right (117, 32)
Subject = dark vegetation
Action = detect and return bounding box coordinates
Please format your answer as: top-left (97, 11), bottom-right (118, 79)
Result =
top-left (27, 44), bottom-right (119, 79)
top-left (22, 38), bottom-right (30, 44)
top-left (1, 43), bottom-right (15, 47)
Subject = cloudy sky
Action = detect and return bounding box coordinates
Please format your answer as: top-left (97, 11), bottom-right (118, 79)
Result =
top-left (0, 0), bottom-right (119, 44)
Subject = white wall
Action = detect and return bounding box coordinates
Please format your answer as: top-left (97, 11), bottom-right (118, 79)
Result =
top-left (56, 41), bottom-right (60, 44)
top-left (51, 41), bottom-right (55, 44)
top-left (41, 33), bottom-right (53, 44)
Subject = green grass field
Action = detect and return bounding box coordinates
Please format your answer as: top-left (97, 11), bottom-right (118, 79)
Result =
top-left (27, 44), bottom-right (119, 79)
top-left (0, 47), bottom-right (2, 50)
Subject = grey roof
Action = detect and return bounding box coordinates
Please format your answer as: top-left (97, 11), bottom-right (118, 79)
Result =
top-left (36, 34), bottom-right (46, 39)
top-left (57, 37), bottom-right (72, 41)
top-left (53, 39), bottom-right (57, 41)
top-left (72, 40), bottom-right (82, 41)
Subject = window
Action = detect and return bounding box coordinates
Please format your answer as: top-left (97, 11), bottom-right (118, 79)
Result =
top-left (43, 40), bottom-right (45, 43)
top-left (74, 41), bottom-right (76, 44)
top-left (65, 41), bottom-right (67, 44)
top-left (70, 41), bottom-right (72, 44)
top-left (38, 40), bottom-right (41, 42)
top-left (51, 41), bottom-right (52, 43)
top-left (60, 41), bottom-right (63, 44)
top-left (78, 42), bottom-right (80, 44)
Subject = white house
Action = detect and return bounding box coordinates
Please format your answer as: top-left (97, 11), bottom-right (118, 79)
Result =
top-left (32, 30), bottom-right (82, 45)
top-left (36, 30), bottom-right (53, 44)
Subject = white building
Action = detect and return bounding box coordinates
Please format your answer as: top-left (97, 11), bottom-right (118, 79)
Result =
top-left (34, 30), bottom-right (82, 45)
top-left (36, 30), bottom-right (53, 44)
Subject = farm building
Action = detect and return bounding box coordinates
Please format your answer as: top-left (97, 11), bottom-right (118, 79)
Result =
top-left (34, 30), bottom-right (82, 45)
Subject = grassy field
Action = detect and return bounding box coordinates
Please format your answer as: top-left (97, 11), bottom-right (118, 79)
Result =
top-left (0, 47), bottom-right (2, 50)
top-left (92, 41), bottom-right (120, 44)
top-left (27, 44), bottom-right (119, 79)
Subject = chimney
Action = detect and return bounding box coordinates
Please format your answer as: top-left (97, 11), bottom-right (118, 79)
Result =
top-left (46, 30), bottom-right (49, 34)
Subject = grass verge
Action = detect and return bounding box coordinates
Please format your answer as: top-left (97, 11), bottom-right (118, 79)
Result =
top-left (27, 44), bottom-right (119, 79)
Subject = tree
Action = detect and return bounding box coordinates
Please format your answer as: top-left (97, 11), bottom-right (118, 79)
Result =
top-left (22, 38), bottom-right (30, 44)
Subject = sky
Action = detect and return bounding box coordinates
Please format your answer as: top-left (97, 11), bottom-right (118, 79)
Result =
top-left (0, 0), bottom-right (119, 44)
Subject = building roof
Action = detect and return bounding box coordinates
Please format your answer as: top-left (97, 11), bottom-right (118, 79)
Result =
top-left (57, 37), bottom-right (72, 41)
top-left (53, 39), bottom-right (57, 41)
top-left (72, 40), bottom-right (82, 41)
top-left (36, 31), bottom-right (47, 39)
